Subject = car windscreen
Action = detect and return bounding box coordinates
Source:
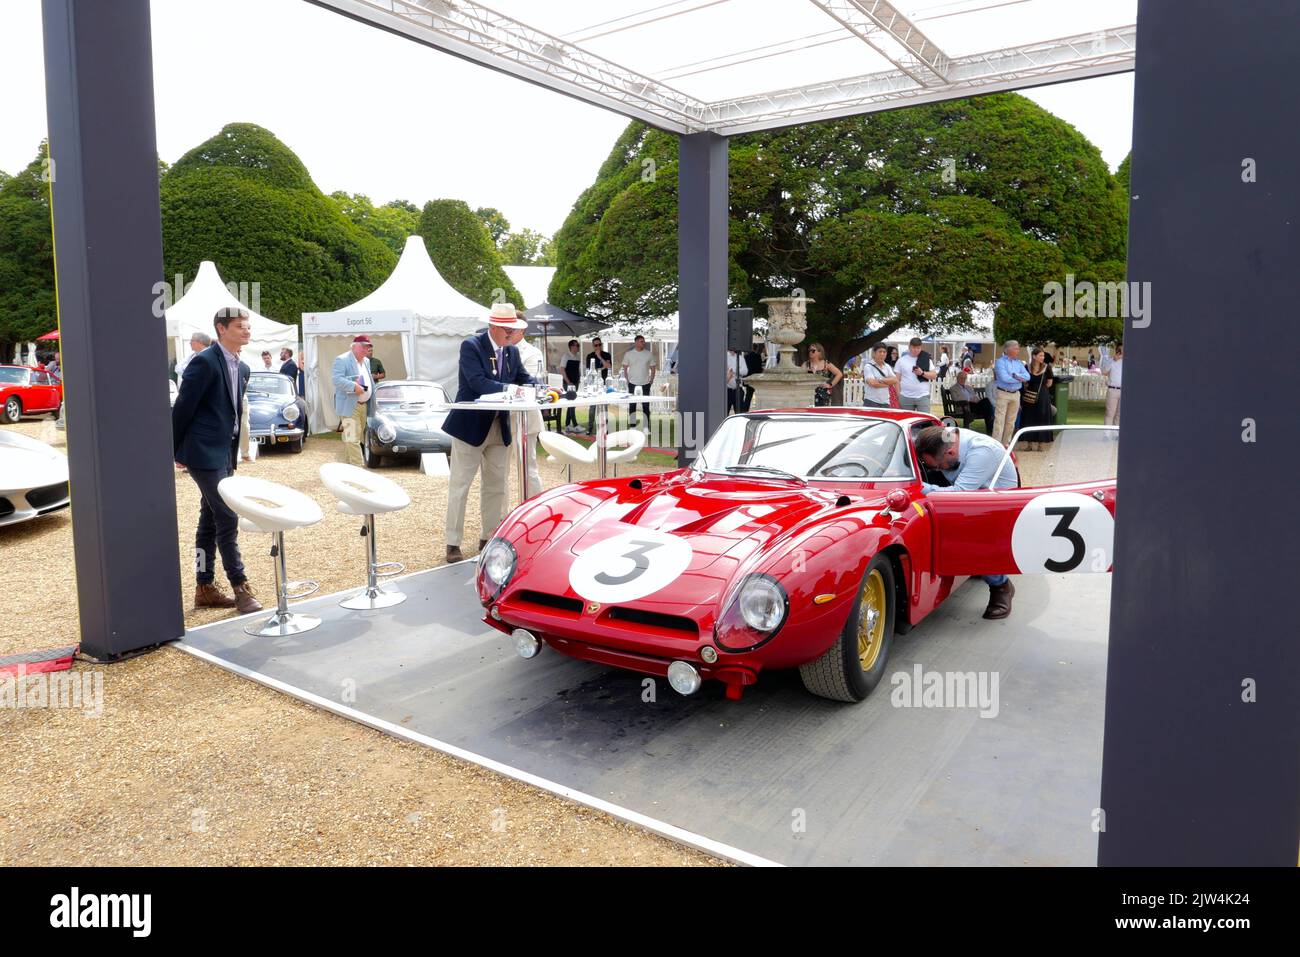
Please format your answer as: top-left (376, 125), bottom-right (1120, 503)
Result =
top-left (375, 384), bottom-right (447, 406)
top-left (695, 414), bottom-right (914, 481)
top-left (0, 368), bottom-right (28, 384)
top-left (246, 374), bottom-right (293, 396)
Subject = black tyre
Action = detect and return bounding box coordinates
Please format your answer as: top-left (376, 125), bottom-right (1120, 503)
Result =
top-left (363, 431), bottom-right (382, 468)
top-left (289, 435), bottom-right (304, 454)
top-left (799, 553), bottom-right (897, 702)
top-left (3, 395), bottom-right (22, 423)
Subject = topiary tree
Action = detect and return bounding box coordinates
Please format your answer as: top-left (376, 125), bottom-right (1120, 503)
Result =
top-left (0, 142), bottom-right (56, 357)
top-left (160, 123), bottom-right (397, 324)
top-left (417, 199), bottom-right (522, 307)
top-left (552, 94), bottom-right (1129, 362)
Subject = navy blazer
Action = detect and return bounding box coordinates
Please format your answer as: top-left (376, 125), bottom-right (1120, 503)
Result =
top-left (443, 332), bottom-right (535, 447)
top-left (172, 343), bottom-right (250, 471)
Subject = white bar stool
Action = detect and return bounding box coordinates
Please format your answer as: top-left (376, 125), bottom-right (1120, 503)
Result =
top-left (218, 476), bottom-right (324, 637)
top-left (603, 429), bottom-right (646, 475)
top-left (538, 431), bottom-right (596, 483)
top-left (319, 463), bottom-right (412, 610)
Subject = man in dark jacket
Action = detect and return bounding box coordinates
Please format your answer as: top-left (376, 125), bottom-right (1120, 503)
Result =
top-left (172, 307), bottom-right (263, 614)
top-left (443, 304), bottom-right (536, 563)
top-left (278, 347), bottom-right (299, 394)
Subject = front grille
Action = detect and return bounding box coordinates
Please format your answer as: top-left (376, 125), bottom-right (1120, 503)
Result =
top-left (517, 590), bottom-right (583, 615)
top-left (0, 497), bottom-right (13, 518)
top-left (605, 607), bottom-right (698, 634)
top-left (26, 482), bottom-right (68, 510)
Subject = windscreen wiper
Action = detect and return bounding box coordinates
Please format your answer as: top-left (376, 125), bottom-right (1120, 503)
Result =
top-left (724, 465), bottom-right (806, 484)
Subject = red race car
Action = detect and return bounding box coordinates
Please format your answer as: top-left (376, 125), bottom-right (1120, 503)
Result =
top-left (477, 408), bottom-right (1117, 702)
top-left (1, 365), bottom-right (63, 423)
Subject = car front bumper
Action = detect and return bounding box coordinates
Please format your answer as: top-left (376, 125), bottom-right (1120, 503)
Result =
top-left (249, 426), bottom-right (305, 445)
top-left (0, 481), bottom-right (71, 526)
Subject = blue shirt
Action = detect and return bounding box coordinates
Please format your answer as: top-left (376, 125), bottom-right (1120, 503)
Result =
top-left (993, 354), bottom-right (1030, 391)
top-left (921, 429), bottom-right (1019, 494)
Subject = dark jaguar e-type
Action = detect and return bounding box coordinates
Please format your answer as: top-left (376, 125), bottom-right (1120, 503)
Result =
top-left (363, 379), bottom-right (452, 468)
top-left (246, 371), bottom-right (307, 453)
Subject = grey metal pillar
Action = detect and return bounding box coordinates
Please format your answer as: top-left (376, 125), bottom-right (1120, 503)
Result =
top-left (42, 0), bottom-right (184, 659)
top-left (1098, 0), bottom-right (1299, 864)
top-left (676, 132), bottom-right (728, 466)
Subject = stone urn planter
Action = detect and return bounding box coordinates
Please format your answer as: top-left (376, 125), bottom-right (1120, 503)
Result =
top-left (745, 296), bottom-right (819, 411)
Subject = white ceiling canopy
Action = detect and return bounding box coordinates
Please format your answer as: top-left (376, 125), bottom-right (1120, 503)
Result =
top-left (308, 0), bottom-right (1136, 134)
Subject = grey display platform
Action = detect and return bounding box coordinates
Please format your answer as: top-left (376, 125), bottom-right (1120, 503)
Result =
top-left (178, 564), bottom-right (1109, 867)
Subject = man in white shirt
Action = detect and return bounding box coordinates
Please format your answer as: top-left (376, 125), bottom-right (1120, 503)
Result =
top-left (1101, 343), bottom-right (1123, 426)
top-left (894, 337), bottom-right (936, 412)
top-left (621, 334), bottom-right (656, 429)
top-left (726, 350), bottom-right (748, 414)
top-left (861, 343), bottom-right (897, 408)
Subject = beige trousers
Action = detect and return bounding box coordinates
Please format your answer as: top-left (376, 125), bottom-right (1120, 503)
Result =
top-left (1104, 388), bottom-right (1121, 426)
top-left (445, 418), bottom-right (510, 548)
top-left (992, 388), bottom-right (1021, 446)
top-left (341, 402), bottom-right (368, 467)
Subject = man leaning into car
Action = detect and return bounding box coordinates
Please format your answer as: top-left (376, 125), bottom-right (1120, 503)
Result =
top-left (914, 425), bottom-right (1018, 620)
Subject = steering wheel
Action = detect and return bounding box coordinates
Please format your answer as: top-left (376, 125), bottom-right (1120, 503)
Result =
top-left (820, 453), bottom-right (887, 478)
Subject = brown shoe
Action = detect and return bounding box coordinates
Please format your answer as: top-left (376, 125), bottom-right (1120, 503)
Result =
top-left (982, 580), bottom-right (1015, 620)
top-left (232, 582), bottom-right (263, 614)
top-left (195, 583), bottom-right (237, 609)
top-left (446, 545), bottom-right (465, 564)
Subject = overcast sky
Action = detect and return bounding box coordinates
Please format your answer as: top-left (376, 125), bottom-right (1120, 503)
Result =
top-left (2, 0), bottom-right (1134, 237)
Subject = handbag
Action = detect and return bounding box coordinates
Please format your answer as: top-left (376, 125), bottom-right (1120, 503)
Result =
top-left (1022, 369), bottom-right (1043, 406)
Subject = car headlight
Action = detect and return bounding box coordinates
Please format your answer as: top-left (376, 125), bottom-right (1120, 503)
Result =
top-left (280, 402), bottom-right (300, 422)
top-left (479, 538), bottom-right (516, 598)
top-left (737, 575), bottom-right (787, 632)
top-left (376, 418), bottom-right (397, 443)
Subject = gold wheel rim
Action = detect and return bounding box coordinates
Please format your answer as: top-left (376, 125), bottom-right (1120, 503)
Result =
top-left (857, 569), bottom-right (887, 672)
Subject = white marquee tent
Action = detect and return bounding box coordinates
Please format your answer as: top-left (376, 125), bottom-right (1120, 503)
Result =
top-left (301, 235), bottom-right (486, 432)
top-left (164, 260), bottom-right (298, 369)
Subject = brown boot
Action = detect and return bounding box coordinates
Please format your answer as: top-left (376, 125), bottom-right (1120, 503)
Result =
top-left (982, 580), bottom-right (1015, 620)
top-left (195, 583), bottom-right (237, 609)
top-left (232, 582), bottom-right (263, 614)
top-left (446, 545), bottom-right (465, 564)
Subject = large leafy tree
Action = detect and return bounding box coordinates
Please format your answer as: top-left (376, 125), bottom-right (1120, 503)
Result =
top-left (474, 206), bottom-right (511, 247)
top-left (499, 228), bottom-right (555, 266)
top-left (417, 199), bottom-right (523, 306)
top-left (161, 123), bottom-right (396, 323)
top-left (0, 142), bottom-right (56, 356)
top-left (551, 94), bottom-right (1128, 361)
top-left (330, 192), bottom-right (420, 255)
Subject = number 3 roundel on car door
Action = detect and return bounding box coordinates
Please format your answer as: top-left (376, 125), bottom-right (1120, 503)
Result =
top-left (1011, 491), bottom-right (1114, 574)
top-left (569, 528), bottom-right (694, 604)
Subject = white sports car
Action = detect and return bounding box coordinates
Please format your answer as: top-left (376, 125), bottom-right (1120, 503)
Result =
top-left (0, 429), bottom-right (71, 526)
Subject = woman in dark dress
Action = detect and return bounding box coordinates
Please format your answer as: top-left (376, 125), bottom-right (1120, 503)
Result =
top-left (803, 342), bottom-right (842, 407)
top-left (1019, 347), bottom-right (1055, 449)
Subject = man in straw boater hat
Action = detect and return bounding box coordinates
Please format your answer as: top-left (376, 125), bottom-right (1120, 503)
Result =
top-left (442, 303), bottom-right (536, 563)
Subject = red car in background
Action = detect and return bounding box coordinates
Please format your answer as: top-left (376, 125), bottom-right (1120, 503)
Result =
top-left (478, 408), bottom-right (1118, 703)
top-left (1, 365), bottom-right (63, 423)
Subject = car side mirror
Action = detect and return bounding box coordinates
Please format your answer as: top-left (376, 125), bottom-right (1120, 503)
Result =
top-left (885, 489), bottom-right (910, 512)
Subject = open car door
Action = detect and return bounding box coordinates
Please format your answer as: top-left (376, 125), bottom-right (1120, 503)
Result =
top-left (923, 425), bottom-right (1118, 577)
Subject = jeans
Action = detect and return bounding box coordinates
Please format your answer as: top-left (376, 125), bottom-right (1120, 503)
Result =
top-left (628, 383), bottom-right (651, 425)
top-left (188, 448), bottom-right (246, 587)
top-left (563, 406), bottom-right (578, 429)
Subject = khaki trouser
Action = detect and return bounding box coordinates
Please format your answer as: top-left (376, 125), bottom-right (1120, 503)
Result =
top-left (445, 418), bottom-right (510, 548)
top-left (341, 401), bottom-right (368, 467)
top-left (1104, 388), bottom-right (1121, 426)
top-left (992, 388), bottom-right (1021, 446)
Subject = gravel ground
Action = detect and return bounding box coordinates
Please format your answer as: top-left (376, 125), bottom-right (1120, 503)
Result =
top-left (0, 419), bottom-right (717, 866)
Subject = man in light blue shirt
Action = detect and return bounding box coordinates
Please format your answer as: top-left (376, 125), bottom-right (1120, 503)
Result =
top-left (915, 425), bottom-right (1019, 620)
top-left (990, 339), bottom-right (1030, 447)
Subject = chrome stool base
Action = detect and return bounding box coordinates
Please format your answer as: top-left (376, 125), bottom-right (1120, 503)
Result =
top-left (244, 530), bottom-right (322, 637)
top-left (340, 587), bottom-right (406, 610)
top-left (245, 611), bottom-right (322, 638)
